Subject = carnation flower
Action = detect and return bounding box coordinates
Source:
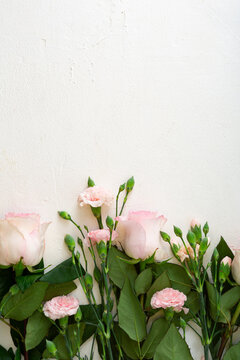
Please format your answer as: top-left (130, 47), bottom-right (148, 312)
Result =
top-left (43, 295), bottom-right (79, 321)
top-left (85, 229), bottom-right (118, 247)
top-left (176, 244), bottom-right (200, 263)
top-left (78, 186), bottom-right (113, 208)
top-left (151, 288), bottom-right (188, 314)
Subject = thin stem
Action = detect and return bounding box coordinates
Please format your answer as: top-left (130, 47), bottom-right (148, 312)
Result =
top-left (70, 219), bottom-right (85, 239)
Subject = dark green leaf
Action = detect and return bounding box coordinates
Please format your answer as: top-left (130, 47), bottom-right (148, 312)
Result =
top-left (109, 247), bottom-right (137, 288)
top-left (0, 345), bottom-right (12, 360)
top-left (2, 282), bottom-right (48, 321)
top-left (211, 237), bottom-right (234, 281)
top-left (117, 257), bottom-right (140, 265)
top-left (44, 281), bottom-right (77, 301)
top-left (16, 274), bottom-right (42, 292)
top-left (223, 342), bottom-right (240, 359)
top-left (141, 318), bottom-right (169, 359)
top-left (80, 304), bottom-right (103, 343)
top-left (0, 268), bottom-right (14, 302)
top-left (135, 268), bottom-right (153, 296)
top-left (25, 310), bottom-right (51, 350)
top-left (14, 345), bottom-right (21, 360)
top-left (118, 278), bottom-right (146, 342)
top-left (146, 272), bottom-right (171, 308)
top-left (114, 325), bottom-right (140, 359)
top-left (154, 323), bottom-right (193, 360)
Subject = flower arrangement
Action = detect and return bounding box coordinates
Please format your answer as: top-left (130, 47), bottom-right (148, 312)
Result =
top-left (0, 177), bottom-right (239, 360)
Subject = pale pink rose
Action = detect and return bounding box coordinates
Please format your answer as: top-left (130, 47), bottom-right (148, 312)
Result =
top-left (221, 256), bottom-right (232, 267)
top-left (231, 250), bottom-right (240, 285)
top-left (85, 229), bottom-right (118, 247)
top-left (43, 295), bottom-right (79, 321)
top-left (78, 186), bottom-right (113, 208)
top-left (0, 213), bottom-right (50, 266)
top-left (116, 211), bottom-right (167, 260)
top-left (151, 288), bottom-right (188, 313)
top-left (177, 244), bottom-right (200, 263)
top-left (190, 218), bottom-right (200, 228)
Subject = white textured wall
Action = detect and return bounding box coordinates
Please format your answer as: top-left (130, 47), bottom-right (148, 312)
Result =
top-left (0, 1), bottom-right (240, 359)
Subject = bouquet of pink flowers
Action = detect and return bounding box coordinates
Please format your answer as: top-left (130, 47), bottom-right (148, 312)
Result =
top-left (0, 177), bottom-right (239, 360)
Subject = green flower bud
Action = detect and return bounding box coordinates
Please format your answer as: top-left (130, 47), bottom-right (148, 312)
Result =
top-left (203, 222), bottom-right (209, 236)
top-left (213, 248), bottom-right (219, 262)
top-left (106, 216), bottom-right (114, 230)
top-left (160, 231), bottom-right (170, 242)
top-left (187, 231), bottom-right (196, 247)
top-left (219, 257), bottom-right (232, 283)
top-left (75, 251), bottom-right (80, 262)
top-left (88, 177), bottom-right (95, 187)
top-left (97, 240), bottom-right (107, 261)
top-left (74, 307), bottom-right (82, 322)
top-left (199, 237), bottom-right (209, 255)
top-left (84, 273), bottom-right (93, 290)
top-left (58, 211), bottom-right (71, 220)
top-left (126, 176), bottom-right (135, 192)
top-left (173, 226), bottom-right (182, 238)
top-left (93, 266), bottom-right (102, 283)
top-left (59, 316), bottom-right (68, 329)
top-left (64, 234), bottom-right (75, 252)
top-left (46, 340), bottom-right (57, 356)
top-left (119, 183), bottom-right (126, 193)
top-left (9, 284), bottom-right (19, 296)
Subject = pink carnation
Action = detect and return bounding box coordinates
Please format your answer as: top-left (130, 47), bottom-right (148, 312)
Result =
top-left (221, 256), bottom-right (232, 266)
top-left (78, 186), bottom-right (113, 208)
top-left (85, 229), bottom-right (118, 247)
top-left (177, 244), bottom-right (200, 263)
top-left (43, 295), bottom-right (79, 320)
top-left (151, 288), bottom-right (188, 314)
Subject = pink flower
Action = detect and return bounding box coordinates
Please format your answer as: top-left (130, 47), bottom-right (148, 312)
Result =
top-left (116, 211), bottom-right (167, 260)
top-left (151, 288), bottom-right (188, 313)
top-left (177, 244), bottom-right (200, 263)
top-left (0, 213), bottom-right (50, 266)
top-left (85, 229), bottom-right (118, 247)
top-left (43, 295), bottom-right (79, 321)
top-left (78, 186), bottom-right (113, 208)
top-left (190, 219), bottom-right (200, 228)
top-left (221, 256), bottom-right (232, 267)
top-left (231, 250), bottom-right (240, 285)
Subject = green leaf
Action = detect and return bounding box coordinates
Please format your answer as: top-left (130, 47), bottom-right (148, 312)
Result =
top-left (0, 345), bottom-right (12, 360)
top-left (152, 263), bottom-right (192, 294)
top-left (109, 247), bottom-right (137, 288)
top-left (40, 257), bottom-right (85, 284)
top-left (117, 256), bottom-right (141, 265)
top-left (114, 325), bottom-right (140, 359)
top-left (146, 272), bottom-right (171, 308)
top-left (118, 278), bottom-right (146, 342)
top-left (2, 282), bottom-right (48, 321)
top-left (135, 268), bottom-right (152, 296)
top-left (16, 274), bottom-right (42, 292)
top-left (80, 304), bottom-right (103, 343)
top-left (141, 318), bottom-right (169, 359)
top-left (25, 310), bottom-right (51, 350)
top-left (223, 342), bottom-right (240, 359)
top-left (44, 281), bottom-right (77, 301)
top-left (154, 323), bottom-right (193, 360)
top-left (0, 268), bottom-right (14, 302)
top-left (182, 291), bottom-right (200, 321)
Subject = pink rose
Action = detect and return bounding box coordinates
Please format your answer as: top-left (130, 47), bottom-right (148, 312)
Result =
top-left (43, 295), bottom-right (79, 321)
top-left (190, 219), bottom-right (200, 228)
top-left (85, 229), bottom-right (118, 247)
top-left (78, 186), bottom-right (113, 208)
top-left (0, 213), bottom-right (50, 266)
top-left (231, 250), bottom-right (240, 285)
top-left (151, 288), bottom-right (188, 313)
top-left (116, 211), bottom-right (167, 260)
top-left (221, 256), bottom-right (232, 267)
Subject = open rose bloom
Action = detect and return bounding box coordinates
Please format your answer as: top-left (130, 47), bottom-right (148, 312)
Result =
top-left (43, 295), bottom-right (79, 321)
top-left (116, 211), bottom-right (167, 260)
top-left (78, 186), bottom-right (113, 208)
top-left (85, 229), bottom-right (118, 247)
top-left (151, 288), bottom-right (188, 314)
top-left (0, 213), bottom-right (50, 266)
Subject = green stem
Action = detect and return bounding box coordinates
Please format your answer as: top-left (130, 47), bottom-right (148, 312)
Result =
top-left (97, 216), bottom-right (103, 229)
top-left (70, 219), bottom-right (85, 238)
top-left (199, 291), bottom-right (209, 360)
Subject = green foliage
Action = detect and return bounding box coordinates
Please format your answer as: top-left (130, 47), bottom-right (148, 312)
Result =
top-left (154, 324), bottom-right (193, 360)
top-left (44, 281), bottom-right (77, 301)
top-left (80, 304), bottom-right (103, 343)
top-left (2, 282), bottom-right (48, 321)
top-left (141, 318), bottom-right (169, 359)
top-left (114, 326), bottom-right (140, 359)
top-left (118, 278), bottom-right (146, 342)
top-left (16, 274), bottom-right (42, 292)
top-left (0, 345), bottom-right (12, 360)
top-left (145, 272), bottom-right (171, 307)
top-left (135, 268), bottom-right (152, 296)
top-left (0, 268), bottom-right (14, 302)
top-left (223, 342), bottom-right (240, 359)
top-left (108, 247), bottom-right (137, 288)
top-left (211, 237), bottom-right (234, 282)
top-left (25, 310), bottom-right (51, 350)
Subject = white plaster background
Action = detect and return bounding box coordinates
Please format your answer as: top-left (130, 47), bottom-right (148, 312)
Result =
top-left (0, 0), bottom-right (240, 359)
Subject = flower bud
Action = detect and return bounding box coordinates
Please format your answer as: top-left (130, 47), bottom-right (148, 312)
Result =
top-left (97, 241), bottom-right (107, 261)
top-left (46, 340), bottom-right (57, 356)
top-left (199, 237), bottom-right (209, 255)
top-left (64, 235), bottom-right (75, 252)
top-left (219, 256), bottom-right (232, 283)
top-left (213, 248), bottom-right (219, 262)
top-left (232, 250), bottom-right (240, 285)
top-left (126, 176), bottom-right (135, 192)
top-left (84, 273), bottom-right (93, 290)
top-left (203, 222), bottom-right (209, 236)
top-left (59, 316), bottom-right (68, 329)
top-left (75, 251), bottom-right (80, 262)
top-left (58, 211), bottom-right (71, 220)
top-left (88, 177), bottom-right (95, 187)
top-left (106, 216), bottom-right (114, 231)
top-left (173, 226), bottom-right (182, 238)
top-left (119, 183), bottom-right (126, 193)
top-left (74, 307), bottom-right (82, 322)
top-left (187, 231), bottom-right (196, 248)
top-left (160, 231), bottom-right (170, 242)
top-left (93, 266), bottom-right (102, 283)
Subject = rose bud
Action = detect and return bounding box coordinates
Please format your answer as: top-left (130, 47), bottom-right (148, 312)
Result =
top-left (219, 256), bottom-right (232, 283)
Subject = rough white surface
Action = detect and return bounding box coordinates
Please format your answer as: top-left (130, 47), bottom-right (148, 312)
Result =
top-left (0, 0), bottom-right (240, 359)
